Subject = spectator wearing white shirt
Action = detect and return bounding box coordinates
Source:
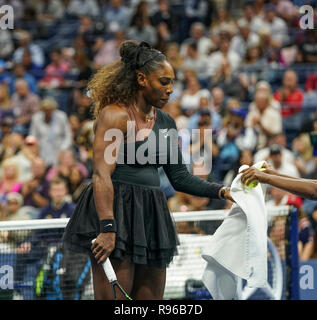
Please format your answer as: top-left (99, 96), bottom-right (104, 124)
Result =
top-left (230, 21), bottom-right (259, 59)
top-left (181, 41), bottom-right (210, 84)
top-left (245, 90), bottom-right (282, 149)
top-left (104, 0), bottom-right (132, 33)
top-left (29, 98), bottom-right (72, 166)
top-left (237, 2), bottom-right (262, 34)
top-left (180, 22), bottom-right (215, 58)
top-left (267, 143), bottom-right (300, 178)
top-left (13, 31), bottom-right (45, 68)
top-left (206, 37), bottom-right (241, 78)
top-left (257, 4), bottom-right (289, 47)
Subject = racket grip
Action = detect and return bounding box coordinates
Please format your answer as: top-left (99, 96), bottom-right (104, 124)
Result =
top-left (91, 238), bottom-right (117, 283)
top-left (103, 258), bottom-right (117, 283)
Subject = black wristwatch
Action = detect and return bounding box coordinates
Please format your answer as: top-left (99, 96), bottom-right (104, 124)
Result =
top-left (220, 187), bottom-right (226, 200)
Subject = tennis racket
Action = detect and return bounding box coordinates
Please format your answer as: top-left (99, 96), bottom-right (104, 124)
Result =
top-left (91, 239), bottom-right (132, 300)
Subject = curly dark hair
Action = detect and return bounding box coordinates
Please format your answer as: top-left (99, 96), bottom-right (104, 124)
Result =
top-left (88, 40), bottom-right (166, 118)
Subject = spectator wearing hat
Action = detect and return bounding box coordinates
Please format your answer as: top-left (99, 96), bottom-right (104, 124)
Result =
top-left (10, 79), bottom-right (40, 135)
top-left (10, 135), bottom-right (39, 182)
top-left (29, 97), bottom-right (72, 166)
top-left (268, 143), bottom-right (300, 177)
top-left (245, 90), bottom-right (282, 149)
top-left (0, 192), bottom-right (30, 221)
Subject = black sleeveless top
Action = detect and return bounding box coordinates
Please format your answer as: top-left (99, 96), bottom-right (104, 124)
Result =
top-left (111, 109), bottom-right (223, 199)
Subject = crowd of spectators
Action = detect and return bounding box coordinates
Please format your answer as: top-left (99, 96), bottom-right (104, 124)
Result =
top-left (0, 0), bottom-right (317, 281)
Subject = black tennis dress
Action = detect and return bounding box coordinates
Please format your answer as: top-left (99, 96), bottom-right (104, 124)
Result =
top-left (63, 108), bottom-right (223, 268)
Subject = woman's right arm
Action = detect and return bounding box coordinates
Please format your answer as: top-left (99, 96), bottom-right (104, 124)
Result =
top-left (90, 105), bottom-right (128, 264)
top-left (241, 167), bottom-right (317, 200)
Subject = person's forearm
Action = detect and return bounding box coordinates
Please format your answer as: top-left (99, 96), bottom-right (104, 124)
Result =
top-left (92, 172), bottom-right (114, 219)
top-left (263, 174), bottom-right (317, 200)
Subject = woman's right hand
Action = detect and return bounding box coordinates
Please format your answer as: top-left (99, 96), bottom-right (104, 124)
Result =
top-left (91, 232), bottom-right (116, 264)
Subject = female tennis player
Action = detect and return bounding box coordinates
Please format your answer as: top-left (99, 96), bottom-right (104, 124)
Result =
top-left (241, 165), bottom-right (317, 200)
top-left (63, 40), bottom-right (233, 300)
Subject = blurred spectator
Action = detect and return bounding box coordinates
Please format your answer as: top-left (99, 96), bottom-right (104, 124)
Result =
top-left (38, 48), bottom-right (71, 90)
top-left (0, 116), bottom-right (14, 140)
top-left (210, 87), bottom-right (226, 117)
top-left (68, 166), bottom-right (90, 203)
top-left (39, 178), bottom-right (75, 219)
top-left (151, 0), bottom-right (177, 38)
top-left (155, 21), bottom-right (171, 53)
top-left (0, 83), bottom-right (12, 116)
top-left (71, 51), bottom-right (93, 89)
top-left (297, 30), bottom-right (317, 64)
top-left (245, 90), bottom-right (282, 149)
top-left (181, 41), bottom-right (209, 84)
top-left (305, 73), bottom-right (317, 92)
top-left (13, 30), bottom-right (45, 68)
top-left (239, 45), bottom-right (270, 95)
top-left (0, 158), bottom-right (22, 196)
top-left (257, 4), bottom-right (289, 47)
top-left (69, 88), bottom-right (93, 121)
top-left (165, 42), bottom-right (184, 80)
top-left (209, 6), bottom-right (237, 38)
top-left (249, 81), bottom-right (281, 111)
top-left (181, 22), bottom-right (215, 58)
top-left (10, 135), bottom-right (39, 182)
top-left (180, 74), bottom-right (210, 116)
top-left (11, 79), bottom-right (40, 134)
top-left (215, 108), bottom-right (257, 181)
top-left (127, 13), bottom-right (157, 46)
top-left (267, 186), bottom-right (314, 261)
top-left (0, 131), bottom-right (24, 163)
top-left (274, 70), bottom-right (303, 116)
top-left (103, 0), bottom-right (132, 33)
top-left (187, 95), bottom-right (222, 134)
top-left (292, 133), bottom-right (315, 176)
top-left (21, 50), bottom-right (44, 81)
top-left (267, 143), bottom-right (300, 177)
top-left (21, 157), bottom-right (50, 215)
top-left (35, 0), bottom-right (65, 22)
top-left (188, 110), bottom-right (217, 172)
top-left (45, 149), bottom-right (88, 185)
top-left (207, 37), bottom-right (241, 78)
top-left (29, 97), bottom-right (72, 166)
top-left (230, 21), bottom-right (259, 59)
top-left (8, 63), bottom-right (38, 94)
top-left (237, 2), bottom-right (262, 34)
top-left (66, 0), bottom-right (99, 18)
top-left (223, 149), bottom-right (254, 186)
top-left (93, 31), bottom-right (126, 68)
top-left (0, 192), bottom-right (29, 221)
top-left (253, 132), bottom-right (295, 164)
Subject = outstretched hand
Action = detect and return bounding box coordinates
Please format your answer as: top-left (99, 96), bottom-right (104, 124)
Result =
top-left (240, 166), bottom-right (268, 187)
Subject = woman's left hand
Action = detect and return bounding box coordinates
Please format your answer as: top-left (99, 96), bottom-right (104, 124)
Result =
top-left (241, 167), bottom-right (268, 186)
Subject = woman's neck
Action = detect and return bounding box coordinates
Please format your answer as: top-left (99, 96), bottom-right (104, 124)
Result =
top-left (134, 95), bottom-right (154, 121)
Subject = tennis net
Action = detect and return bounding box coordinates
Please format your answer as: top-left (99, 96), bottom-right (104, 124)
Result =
top-left (0, 206), bottom-right (299, 300)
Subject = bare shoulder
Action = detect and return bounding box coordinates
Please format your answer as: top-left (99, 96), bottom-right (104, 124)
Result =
top-left (95, 104), bottom-right (129, 133)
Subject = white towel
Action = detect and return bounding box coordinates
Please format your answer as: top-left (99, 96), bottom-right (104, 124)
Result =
top-left (201, 161), bottom-right (268, 300)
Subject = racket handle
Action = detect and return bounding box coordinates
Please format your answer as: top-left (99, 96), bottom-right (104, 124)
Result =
top-left (91, 239), bottom-right (117, 283)
top-left (102, 258), bottom-right (117, 283)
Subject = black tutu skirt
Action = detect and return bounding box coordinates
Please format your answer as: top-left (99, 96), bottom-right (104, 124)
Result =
top-left (63, 181), bottom-right (179, 268)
